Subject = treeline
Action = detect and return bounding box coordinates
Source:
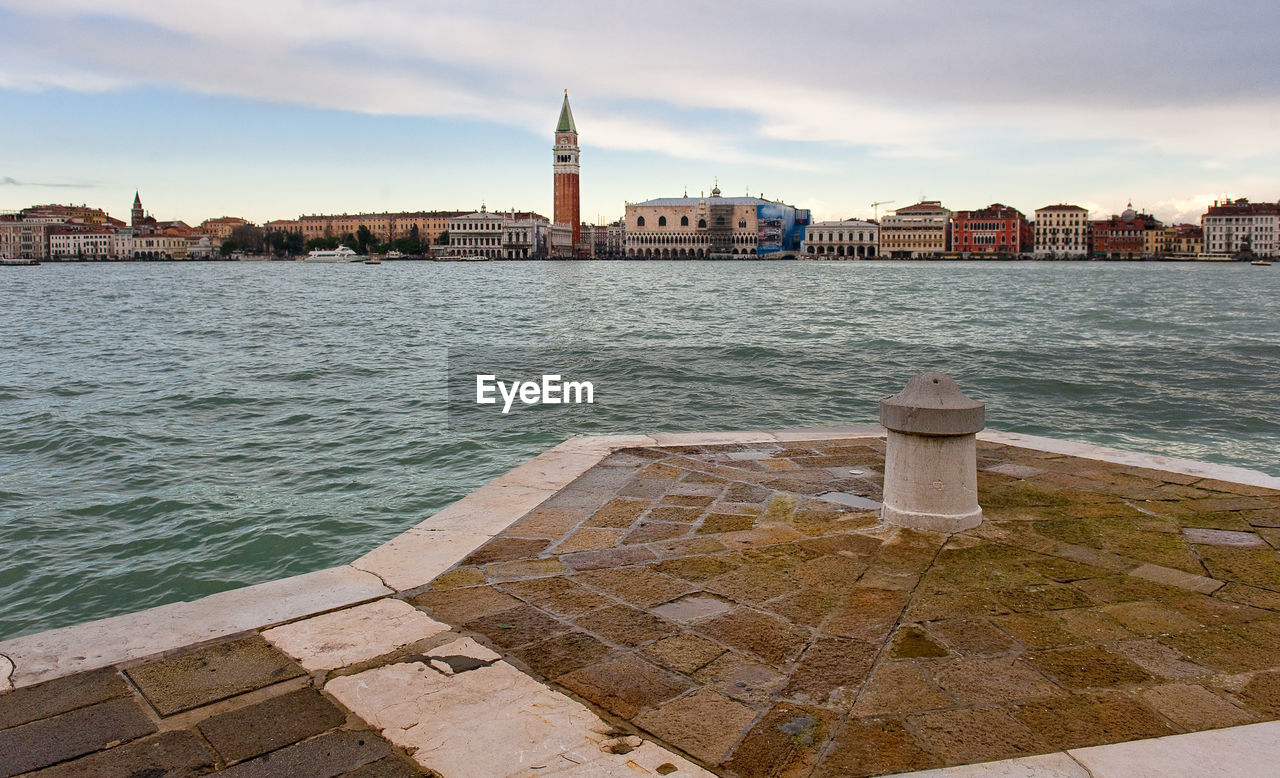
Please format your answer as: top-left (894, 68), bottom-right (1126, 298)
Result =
top-left (220, 224), bottom-right (451, 257)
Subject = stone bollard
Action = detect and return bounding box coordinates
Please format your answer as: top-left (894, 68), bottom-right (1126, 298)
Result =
top-left (879, 372), bottom-right (985, 532)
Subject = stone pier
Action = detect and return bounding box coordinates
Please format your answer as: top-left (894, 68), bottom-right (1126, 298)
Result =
top-left (2, 427), bottom-right (1280, 777)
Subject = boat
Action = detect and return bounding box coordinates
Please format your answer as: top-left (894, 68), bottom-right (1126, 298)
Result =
top-left (384, 250), bottom-right (403, 260)
top-left (301, 245), bottom-right (360, 263)
top-left (1, 257), bottom-right (40, 266)
top-left (364, 256), bottom-right (382, 265)
top-left (1252, 259), bottom-right (1272, 266)
top-left (434, 255), bottom-right (492, 262)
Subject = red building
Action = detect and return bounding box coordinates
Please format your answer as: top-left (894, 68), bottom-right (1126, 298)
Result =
top-left (552, 91), bottom-right (581, 257)
top-left (951, 203), bottom-right (1031, 255)
top-left (1090, 204), bottom-right (1161, 259)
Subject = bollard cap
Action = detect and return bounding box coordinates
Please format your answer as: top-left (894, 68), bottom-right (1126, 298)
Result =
top-left (880, 372), bottom-right (985, 436)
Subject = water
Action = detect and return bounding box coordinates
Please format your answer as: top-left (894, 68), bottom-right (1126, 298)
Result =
top-left (2, 260), bottom-right (1278, 639)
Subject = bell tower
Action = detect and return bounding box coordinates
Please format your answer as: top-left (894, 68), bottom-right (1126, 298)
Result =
top-left (131, 191), bottom-right (144, 229)
top-left (553, 91), bottom-right (580, 252)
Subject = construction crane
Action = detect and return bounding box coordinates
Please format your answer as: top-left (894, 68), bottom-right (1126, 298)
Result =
top-left (871, 200), bottom-right (896, 220)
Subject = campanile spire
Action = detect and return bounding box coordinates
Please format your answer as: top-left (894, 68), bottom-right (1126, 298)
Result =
top-left (553, 91), bottom-right (581, 254)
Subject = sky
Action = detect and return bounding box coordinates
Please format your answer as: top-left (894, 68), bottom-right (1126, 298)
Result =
top-left (1, 0), bottom-right (1278, 226)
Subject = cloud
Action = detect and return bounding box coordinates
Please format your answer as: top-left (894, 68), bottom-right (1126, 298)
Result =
top-left (1, 176), bottom-right (94, 188)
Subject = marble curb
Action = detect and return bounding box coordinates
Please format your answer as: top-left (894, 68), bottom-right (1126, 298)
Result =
top-left (979, 430), bottom-right (1280, 488)
top-left (0, 565), bottom-right (390, 689)
top-left (885, 720), bottom-right (1280, 777)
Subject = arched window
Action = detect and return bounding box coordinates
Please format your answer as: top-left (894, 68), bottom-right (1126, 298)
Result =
top-left (680, 216), bottom-right (689, 226)
top-left (698, 218), bottom-right (706, 228)
top-left (658, 216), bottom-right (667, 227)
top-left (738, 219), bottom-right (747, 228)
top-left (636, 216), bottom-right (646, 227)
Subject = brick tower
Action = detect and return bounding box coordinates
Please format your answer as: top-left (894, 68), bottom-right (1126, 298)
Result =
top-left (131, 191), bottom-right (144, 229)
top-left (553, 91), bottom-right (580, 252)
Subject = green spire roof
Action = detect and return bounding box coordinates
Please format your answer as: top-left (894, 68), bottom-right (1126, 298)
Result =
top-left (556, 91), bottom-right (577, 134)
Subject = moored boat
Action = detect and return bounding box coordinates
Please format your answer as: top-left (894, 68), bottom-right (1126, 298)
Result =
top-left (1252, 259), bottom-right (1272, 266)
top-left (301, 245), bottom-right (360, 263)
top-left (1, 257), bottom-right (40, 266)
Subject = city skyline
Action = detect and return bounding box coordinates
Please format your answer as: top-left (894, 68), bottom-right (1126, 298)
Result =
top-left (3, 1), bottom-right (1279, 225)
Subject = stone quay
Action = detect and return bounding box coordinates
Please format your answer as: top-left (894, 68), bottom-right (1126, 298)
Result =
top-left (2, 417), bottom-right (1280, 776)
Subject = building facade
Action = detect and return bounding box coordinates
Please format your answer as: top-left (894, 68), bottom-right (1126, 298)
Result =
top-left (581, 221), bottom-right (626, 259)
top-left (624, 186), bottom-right (809, 259)
top-left (880, 201), bottom-right (950, 258)
top-left (952, 203), bottom-right (1032, 255)
top-left (802, 219), bottom-right (879, 258)
top-left (1090, 204), bottom-right (1161, 259)
top-left (0, 218), bottom-right (49, 259)
top-left (281, 211), bottom-right (463, 245)
top-left (1033, 204), bottom-right (1089, 258)
top-left (553, 92), bottom-right (581, 256)
top-left (1202, 199), bottom-right (1279, 257)
top-left (446, 209), bottom-right (550, 259)
top-left (49, 227), bottom-right (115, 259)
top-left (199, 217), bottom-right (252, 241)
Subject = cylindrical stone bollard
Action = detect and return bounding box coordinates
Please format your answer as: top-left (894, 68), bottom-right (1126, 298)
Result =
top-left (879, 372), bottom-right (985, 532)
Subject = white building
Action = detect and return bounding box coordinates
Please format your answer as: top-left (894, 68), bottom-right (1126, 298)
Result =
top-left (1033, 204), bottom-right (1089, 258)
top-left (879, 201), bottom-right (950, 258)
top-left (447, 209), bottom-right (550, 259)
top-left (802, 219), bottom-right (879, 258)
top-left (1202, 199), bottom-right (1279, 257)
top-left (49, 228), bottom-right (115, 259)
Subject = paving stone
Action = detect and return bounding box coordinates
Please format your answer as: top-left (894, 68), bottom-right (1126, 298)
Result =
top-left (575, 604), bottom-right (677, 647)
top-left (641, 633), bottom-right (726, 675)
top-left (585, 498), bottom-right (650, 528)
top-left (766, 589), bottom-right (845, 627)
top-left (662, 494), bottom-right (717, 507)
top-left (633, 689), bottom-right (758, 764)
top-left (622, 521), bottom-right (688, 544)
top-left (1025, 646), bottom-right (1153, 690)
top-left (931, 657), bottom-right (1060, 704)
top-left (926, 619), bottom-right (1022, 655)
top-left (891, 625), bottom-right (949, 658)
top-left (0, 666), bottom-right (129, 729)
top-left (484, 557), bottom-right (567, 582)
top-left (557, 655), bottom-right (692, 719)
top-left (126, 635), bottom-right (304, 716)
top-left (992, 613), bottom-right (1078, 650)
top-left (464, 604), bottom-right (568, 649)
top-left (0, 697), bottom-right (156, 777)
top-left (1072, 574), bottom-right (1186, 604)
top-left (408, 585), bottom-right (522, 624)
top-left (497, 576), bottom-right (613, 616)
top-left (652, 594), bottom-right (733, 623)
top-left (1183, 528), bottom-right (1268, 547)
top-left (724, 702), bottom-right (835, 777)
top-left (697, 608), bottom-right (810, 666)
top-left (1068, 720), bottom-right (1280, 777)
top-left (460, 537), bottom-right (551, 566)
top-left (1053, 608), bottom-right (1136, 644)
top-left (692, 651), bottom-right (786, 704)
top-left (814, 717), bottom-right (940, 777)
top-left (1160, 623), bottom-right (1280, 673)
top-left (648, 536), bottom-right (729, 559)
top-left (1113, 639), bottom-right (1210, 680)
top-left (428, 567), bottom-right (486, 590)
top-left (1164, 592), bottom-right (1271, 625)
top-left (1128, 563), bottom-right (1224, 595)
top-left (650, 506), bottom-right (707, 523)
top-left (1140, 683), bottom-right (1259, 730)
top-left (781, 637), bottom-right (877, 708)
top-left (198, 687), bottom-right (347, 764)
top-left (24, 730), bottom-right (216, 778)
top-left (825, 587), bottom-right (909, 643)
top-left (511, 631), bottom-right (613, 680)
top-left (852, 661), bottom-right (955, 717)
top-left (652, 555), bottom-right (741, 583)
top-left (263, 599), bottom-right (449, 671)
top-left (337, 755), bottom-right (430, 778)
top-left (702, 563), bottom-right (801, 605)
top-left (1233, 670), bottom-right (1280, 716)
top-left (617, 479), bottom-right (671, 500)
top-left (996, 583), bottom-right (1095, 612)
top-left (1195, 546), bottom-right (1280, 591)
top-left (877, 752), bottom-right (1091, 777)
top-left (554, 528), bottom-right (623, 553)
top-left (909, 707), bottom-right (1051, 765)
top-left (697, 513), bottom-right (756, 534)
top-left (1014, 690), bottom-right (1174, 750)
top-left (505, 507), bottom-right (585, 539)
top-left (1101, 601), bottom-right (1204, 636)
top-left (574, 567), bottom-right (695, 608)
top-left (425, 637), bottom-right (501, 676)
top-left (560, 546), bottom-right (657, 571)
top-left (216, 729), bottom-right (395, 778)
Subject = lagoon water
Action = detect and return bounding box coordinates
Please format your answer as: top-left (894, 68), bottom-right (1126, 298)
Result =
top-left (2, 260), bottom-right (1278, 638)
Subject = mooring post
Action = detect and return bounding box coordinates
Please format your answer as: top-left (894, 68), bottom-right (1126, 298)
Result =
top-left (879, 372), bottom-right (985, 532)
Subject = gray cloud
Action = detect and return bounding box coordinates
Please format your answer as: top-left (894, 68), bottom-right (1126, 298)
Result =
top-left (1, 176), bottom-right (94, 188)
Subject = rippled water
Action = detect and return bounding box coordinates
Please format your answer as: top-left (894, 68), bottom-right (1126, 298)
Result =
top-left (2, 260), bottom-right (1278, 638)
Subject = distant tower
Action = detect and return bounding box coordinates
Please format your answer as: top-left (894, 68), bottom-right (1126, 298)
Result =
top-left (131, 191), bottom-right (144, 229)
top-left (553, 91), bottom-right (580, 251)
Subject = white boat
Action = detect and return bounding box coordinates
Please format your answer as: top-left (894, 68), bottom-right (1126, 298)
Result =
top-left (301, 245), bottom-right (360, 263)
top-left (435, 255), bottom-right (492, 262)
top-left (384, 250), bottom-right (404, 259)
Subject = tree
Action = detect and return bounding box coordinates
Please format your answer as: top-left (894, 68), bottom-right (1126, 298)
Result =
top-left (220, 240), bottom-right (237, 257)
top-left (355, 225), bottom-right (374, 255)
top-left (435, 230), bottom-right (450, 246)
top-left (230, 224), bottom-right (265, 253)
top-left (306, 236), bottom-right (340, 251)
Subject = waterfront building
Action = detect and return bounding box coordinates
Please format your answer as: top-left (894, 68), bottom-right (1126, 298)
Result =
top-left (49, 226), bottom-right (115, 259)
top-left (553, 92), bottom-right (581, 257)
top-left (1090, 204), bottom-right (1161, 259)
top-left (952, 204), bottom-right (1032, 256)
top-left (0, 216), bottom-right (49, 259)
top-left (446, 208), bottom-right (550, 259)
top-left (199, 217), bottom-right (252, 241)
top-left (1202, 198), bottom-right (1279, 257)
top-left (581, 221), bottom-right (626, 259)
top-left (131, 232), bottom-right (190, 259)
top-left (624, 185), bottom-right (810, 259)
top-left (802, 219), bottom-right (879, 258)
top-left (879, 201), bottom-right (951, 258)
top-left (20, 204), bottom-right (110, 225)
top-left (1033, 204), bottom-right (1089, 258)
top-left (1168, 224), bottom-right (1203, 257)
top-left (284, 211), bottom-right (463, 245)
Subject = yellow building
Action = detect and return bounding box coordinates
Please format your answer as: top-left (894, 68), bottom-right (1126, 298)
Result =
top-left (286, 211), bottom-right (464, 245)
top-left (880, 201), bottom-right (951, 258)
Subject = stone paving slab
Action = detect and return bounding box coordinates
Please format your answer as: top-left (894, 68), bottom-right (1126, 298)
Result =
top-left (126, 635), bottom-right (305, 716)
top-left (263, 598), bottom-right (449, 671)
